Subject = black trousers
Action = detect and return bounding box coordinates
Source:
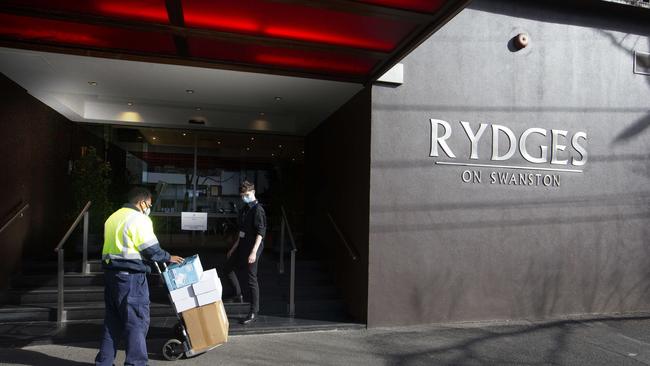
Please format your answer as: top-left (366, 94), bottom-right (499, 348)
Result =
top-left (224, 245), bottom-right (262, 313)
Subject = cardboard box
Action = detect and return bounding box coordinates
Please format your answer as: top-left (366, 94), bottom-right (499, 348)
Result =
top-left (192, 268), bottom-right (222, 296)
top-left (182, 301), bottom-right (229, 352)
top-left (196, 288), bottom-right (222, 306)
top-left (169, 285), bottom-right (195, 303)
top-left (162, 254), bottom-right (204, 291)
top-left (174, 296), bottom-right (199, 313)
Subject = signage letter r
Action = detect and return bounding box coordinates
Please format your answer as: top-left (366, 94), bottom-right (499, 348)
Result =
top-left (430, 119), bottom-right (456, 158)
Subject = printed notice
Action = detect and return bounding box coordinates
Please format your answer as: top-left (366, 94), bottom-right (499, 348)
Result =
top-left (181, 212), bottom-right (208, 231)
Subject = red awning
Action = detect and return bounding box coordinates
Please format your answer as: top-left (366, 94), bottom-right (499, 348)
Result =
top-left (0, 0), bottom-right (468, 82)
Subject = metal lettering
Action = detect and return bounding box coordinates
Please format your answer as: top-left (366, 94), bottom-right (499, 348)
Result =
top-left (571, 131), bottom-right (588, 166)
top-left (491, 124), bottom-right (517, 161)
top-left (551, 129), bottom-right (569, 165)
top-left (519, 128), bottom-right (548, 164)
top-left (430, 119), bottom-right (456, 158)
top-left (460, 121), bottom-right (488, 160)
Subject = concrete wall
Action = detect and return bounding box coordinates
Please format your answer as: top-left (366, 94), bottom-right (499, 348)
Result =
top-left (0, 73), bottom-right (73, 290)
top-left (369, 0), bottom-right (650, 326)
top-left (306, 88), bottom-right (371, 322)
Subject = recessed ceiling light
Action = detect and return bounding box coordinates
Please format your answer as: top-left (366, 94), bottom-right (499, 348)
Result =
top-left (88, 81), bottom-right (97, 86)
top-left (195, 107), bottom-right (202, 111)
top-left (259, 112), bottom-right (265, 117)
top-left (292, 158), bottom-right (296, 161)
top-left (246, 147), bottom-right (250, 151)
top-left (250, 137), bottom-right (255, 141)
top-left (186, 89), bottom-right (194, 94)
top-left (182, 132), bottom-right (187, 136)
top-left (301, 150), bottom-right (305, 154)
top-left (137, 136), bottom-right (142, 139)
top-left (271, 153), bottom-right (275, 157)
top-left (217, 141), bottom-right (221, 145)
top-left (274, 96), bottom-right (282, 101)
top-left (127, 102), bottom-right (133, 106)
top-left (278, 144), bottom-right (283, 148)
top-left (152, 137), bottom-right (157, 140)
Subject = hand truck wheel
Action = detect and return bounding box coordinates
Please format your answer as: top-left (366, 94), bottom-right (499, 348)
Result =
top-left (162, 338), bottom-right (184, 361)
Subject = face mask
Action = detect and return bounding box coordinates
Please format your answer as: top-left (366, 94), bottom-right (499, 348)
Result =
top-left (141, 202), bottom-right (151, 216)
top-left (242, 195), bottom-right (253, 204)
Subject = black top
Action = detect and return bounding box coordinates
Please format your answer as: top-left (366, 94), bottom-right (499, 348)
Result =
top-left (238, 201), bottom-right (266, 251)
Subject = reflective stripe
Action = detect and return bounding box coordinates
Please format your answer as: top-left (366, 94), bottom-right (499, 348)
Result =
top-left (138, 238), bottom-right (159, 251)
top-left (103, 252), bottom-right (143, 260)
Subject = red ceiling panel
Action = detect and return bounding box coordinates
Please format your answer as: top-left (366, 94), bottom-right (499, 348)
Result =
top-left (0, 13), bottom-right (176, 54)
top-left (182, 0), bottom-right (418, 52)
top-left (3, 0), bottom-right (170, 23)
top-left (188, 37), bottom-right (378, 76)
top-left (356, 0), bottom-right (447, 13)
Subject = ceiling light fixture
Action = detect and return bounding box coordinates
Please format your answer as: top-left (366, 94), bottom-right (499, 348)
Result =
top-left (127, 102), bottom-right (133, 106)
top-left (152, 137), bottom-right (157, 140)
top-left (259, 112), bottom-right (265, 117)
top-left (278, 144), bottom-right (283, 148)
top-left (274, 96), bottom-right (282, 102)
top-left (88, 81), bottom-right (97, 86)
top-left (251, 137), bottom-right (255, 141)
top-left (217, 141), bottom-right (221, 145)
top-left (195, 107), bottom-right (202, 111)
top-left (246, 147), bottom-right (251, 151)
top-left (182, 132), bottom-right (187, 136)
top-left (186, 89), bottom-right (194, 94)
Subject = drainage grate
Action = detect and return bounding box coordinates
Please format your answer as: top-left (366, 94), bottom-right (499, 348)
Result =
top-left (634, 51), bottom-right (650, 76)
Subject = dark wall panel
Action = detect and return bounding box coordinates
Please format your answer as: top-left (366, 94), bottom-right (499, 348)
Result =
top-left (0, 73), bottom-right (72, 289)
top-left (369, 0), bottom-right (650, 327)
top-left (306, 88), bottom-right (371, 322)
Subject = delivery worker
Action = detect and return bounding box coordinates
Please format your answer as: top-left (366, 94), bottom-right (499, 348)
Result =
top-left (95, 187), bottom-right (183, 366)
top-left (223, 180), bottom-right (266, 325)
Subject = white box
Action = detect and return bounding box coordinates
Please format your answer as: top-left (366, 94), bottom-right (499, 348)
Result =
top-left (174, 296), bottom-right (199, 313)
top-left (169, 285), bottom-right (195, 303)
top-left (192, 269), bottom-right (222, 296)
top-left (196, 288), bottom-right (222, 307)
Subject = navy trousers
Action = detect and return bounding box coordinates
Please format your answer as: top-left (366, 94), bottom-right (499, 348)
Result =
top-left (95, 271), bottom-right (150, 366)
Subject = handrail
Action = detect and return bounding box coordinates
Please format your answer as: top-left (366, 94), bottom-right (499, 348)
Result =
top-left (0, 203), bottom-right (29, 235)
top-left (281, 206), bottom-right (297, 251)
top-left (326, 213), bottom-right (359, 261)
top-left (54, 201), bottom-right (92, 252)
top-left (55, 200), bottom-right (91, 327)
top-left (279, 205), bottom-right (297, 317)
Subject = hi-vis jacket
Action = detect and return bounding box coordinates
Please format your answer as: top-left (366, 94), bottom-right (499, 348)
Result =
top-left (102, 204), bottom-right (170, 273)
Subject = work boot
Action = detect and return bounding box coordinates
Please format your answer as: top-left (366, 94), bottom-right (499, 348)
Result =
top-left (240, 312), bottom-right (257, 325)
top-left (223, 294), bottom-right (243, 303)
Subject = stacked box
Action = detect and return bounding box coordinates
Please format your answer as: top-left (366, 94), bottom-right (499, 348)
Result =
top-left (162, 254), bottom-right (204, 291)
top-left (182, 300), bottom-right (229, 352)
top-left (167, 267), bottom-right (223, 313)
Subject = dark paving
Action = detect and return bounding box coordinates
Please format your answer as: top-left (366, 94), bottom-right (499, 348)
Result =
top-left (3, 316), bottom-right (650, 365)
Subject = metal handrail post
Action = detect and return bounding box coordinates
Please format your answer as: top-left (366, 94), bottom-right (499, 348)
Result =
top-left (82, 211), bottom-right (89, 274)
top-left (57, 248), bottom-right (66, 327)
top-left (279, 217), bottom-right (285, 274)
top-left (289, 249), bottom-right (296, 317)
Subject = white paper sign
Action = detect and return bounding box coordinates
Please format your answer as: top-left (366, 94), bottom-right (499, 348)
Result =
top-left (181, 212), bottom-right (208, 231)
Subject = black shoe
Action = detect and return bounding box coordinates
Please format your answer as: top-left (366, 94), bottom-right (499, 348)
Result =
top-left (240, 312), bottom-right (257, 325)
top-left (223, 294), bottom-right (243, 303)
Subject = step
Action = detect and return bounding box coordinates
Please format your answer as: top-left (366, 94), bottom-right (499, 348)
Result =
top-left (7, 283), bottom-right (341, 305)
top-left (0, 296), bottom-right (347, 324)
top-left (0, 316), bottom-right (365, 347)
top-left (0, 301), bottom-right (254, 323)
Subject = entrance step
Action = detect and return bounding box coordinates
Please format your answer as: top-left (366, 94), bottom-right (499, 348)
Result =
top-left (0, 315), bottom-right (365, 347)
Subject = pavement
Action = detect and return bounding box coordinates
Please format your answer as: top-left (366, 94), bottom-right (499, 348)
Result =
top-left (2, 316), bottom-right (650, 365)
